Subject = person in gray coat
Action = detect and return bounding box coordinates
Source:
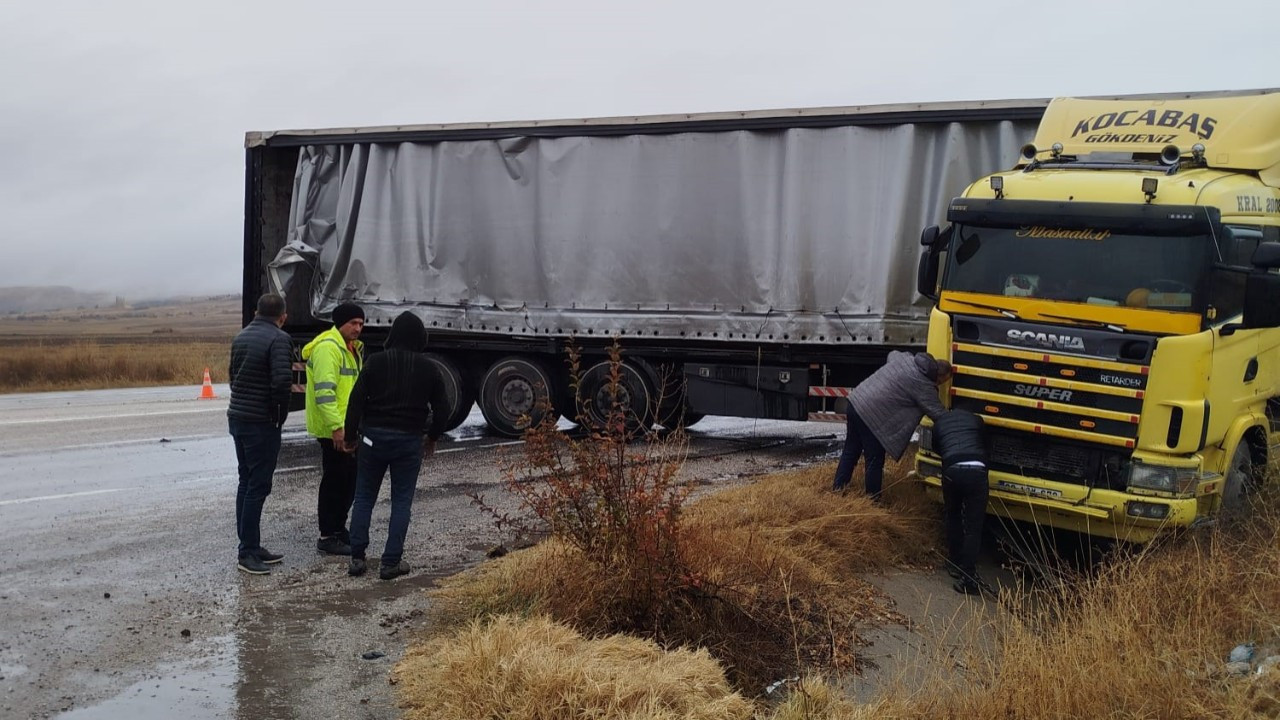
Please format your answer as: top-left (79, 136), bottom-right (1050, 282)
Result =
top-left (832, 351), bottom-right (952, 500)
top-left (227, 293), bottom-right (293, 575)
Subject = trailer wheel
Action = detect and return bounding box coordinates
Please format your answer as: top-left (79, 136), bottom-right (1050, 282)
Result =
top-left (577, 359), bottom-right (657, 436)
top-left (479, 356), bottom-right (560, 437)
top-left (424, 353), bottom-right (476, 433)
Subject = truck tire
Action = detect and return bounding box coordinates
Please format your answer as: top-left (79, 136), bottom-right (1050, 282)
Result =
top-left (1221, 441), bottom-right (1259, 514)
top-left (577, 358), bottom-right (657, 436)
top-left (424, 353), bottom-right (476, 433)
top-left (479, 356), bottom-right (560, 437)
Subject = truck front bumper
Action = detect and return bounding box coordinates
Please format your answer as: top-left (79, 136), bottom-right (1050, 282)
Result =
top-left (916, 455), bottom-right (1198, 544)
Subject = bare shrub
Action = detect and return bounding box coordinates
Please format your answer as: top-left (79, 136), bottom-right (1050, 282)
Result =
top-left (476, 341), bottom-right (697, 635)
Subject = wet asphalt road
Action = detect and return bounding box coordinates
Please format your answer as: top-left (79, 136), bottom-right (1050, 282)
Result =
top-left (0, 385), bottom-right (844, 719)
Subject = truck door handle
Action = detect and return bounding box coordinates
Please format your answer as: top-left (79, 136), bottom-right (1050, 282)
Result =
top-left (1244, 358), bottom-right (1258, 382)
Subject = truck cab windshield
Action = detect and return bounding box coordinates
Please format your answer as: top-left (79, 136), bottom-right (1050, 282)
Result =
top-left (943, 225), bottom-right (1210, 313)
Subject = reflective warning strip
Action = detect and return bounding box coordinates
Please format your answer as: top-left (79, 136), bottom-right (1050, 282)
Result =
top-left (315, 396), bottom-right (337, 405)
top-left (808, 386), bottom-right (852, 398)
top-left (314, 381), bottom-right (337, 391)
top-left (808, 412), bottom-right (846, 423)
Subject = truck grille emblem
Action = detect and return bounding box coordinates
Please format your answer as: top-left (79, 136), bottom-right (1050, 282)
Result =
top-left (1006, 328), bottom-right (1086, 352)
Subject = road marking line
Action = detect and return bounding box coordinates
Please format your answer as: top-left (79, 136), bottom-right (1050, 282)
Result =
top-left (0, 487), bottom-right (130, 506)
top-left (0, 407), bottom-right (227, 426)
top-left (437, 440), bottom-right (523, 454)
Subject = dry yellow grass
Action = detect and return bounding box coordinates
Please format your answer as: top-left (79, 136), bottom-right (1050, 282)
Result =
top-left (0, 340), bottom-right (231, 392)
top-left (415, 454), bottom-right (1280, 719)
top-left (769, 491), bottom-right (1280, 720)
top-left (425, 458), bottom-right (937, 692)
top-left (0, 295), bottom-right (239, 392)
top-left (394, 614), bottom-right (755, 720)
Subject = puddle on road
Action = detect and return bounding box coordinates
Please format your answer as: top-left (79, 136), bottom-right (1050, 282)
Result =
top-left (59, 563), bottom-right (467, 719)
top-left (58, 636), bottom-right (236, 719)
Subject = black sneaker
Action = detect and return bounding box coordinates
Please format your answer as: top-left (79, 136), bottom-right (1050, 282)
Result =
top-left (317, 537), bottom-right (352, 556)
top-left (257, 548), bottom-right (284, 565)
top-left (238, 556), bottom-right (270, 575)
top-left (379, 561), bottom-right (410, 581)
top-left (348, 558), bottom-right (367, 577)
top-left (953, 579), bottom-right (982, 596)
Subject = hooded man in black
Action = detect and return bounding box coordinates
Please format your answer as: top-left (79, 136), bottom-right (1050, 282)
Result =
top-left (343, 311), bottom-right (448, 580)
top-left (932, 409), bottom-right (989, 595)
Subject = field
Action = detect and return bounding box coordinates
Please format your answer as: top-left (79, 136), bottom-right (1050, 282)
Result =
top-left (0, 295), bottom-right (241, 392)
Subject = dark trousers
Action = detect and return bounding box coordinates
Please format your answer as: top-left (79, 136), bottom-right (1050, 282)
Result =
top-left (832, 403), bottom-right (887, 499)
top-left (942, 464), bottom-right (989, 578)
top-left (349, 427), bottom-right (425, 567)
top-left (230, 418), bottom-right (282, 559)
top-left (317, 438), bottom-right (357, 539)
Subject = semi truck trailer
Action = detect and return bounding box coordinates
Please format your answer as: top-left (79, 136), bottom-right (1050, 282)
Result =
top-left (243, 99), bottom-right (1047, 437)
top-left (914, 89), bottom-right (1280, 542)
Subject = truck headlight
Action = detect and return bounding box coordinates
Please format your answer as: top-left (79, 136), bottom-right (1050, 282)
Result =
top-left (1127, 461), bottom-right (1199, 495)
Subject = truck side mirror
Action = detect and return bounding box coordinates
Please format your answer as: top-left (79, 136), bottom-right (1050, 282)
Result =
top-left (1242, 270), bottom-right (1280, 329)
top-left (917, 226), bottom-right (952, 301)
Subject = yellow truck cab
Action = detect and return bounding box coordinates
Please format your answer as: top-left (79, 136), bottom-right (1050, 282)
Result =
top-left (915, 89), bottom-right (1280, 543)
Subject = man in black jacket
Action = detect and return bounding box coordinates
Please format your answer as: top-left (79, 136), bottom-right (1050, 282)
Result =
top-left (227, 293), bottom-right (293, 575)
top-left (932, 409), bottom-right (989, 595)
top-left (343, 311), bottom-right (448, 581)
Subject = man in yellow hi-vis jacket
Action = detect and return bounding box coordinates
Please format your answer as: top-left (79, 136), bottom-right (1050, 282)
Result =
top-left (303, 302), bottom-right (365, 555)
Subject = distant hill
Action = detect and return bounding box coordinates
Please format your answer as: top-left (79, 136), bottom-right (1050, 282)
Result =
top-left (0, 286), bottom-right (116, 314)
top-left (0, 292), bottom-right (242, 340)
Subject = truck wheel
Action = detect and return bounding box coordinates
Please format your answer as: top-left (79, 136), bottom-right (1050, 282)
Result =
top-left (577, 359), bottom-right (657, 436)
top-left (479, 356), bottom-right (560, 437)
top-left (424, 353), bottom-right (476, 433)
top-left (1221, 442), bottom-right (1259, 514)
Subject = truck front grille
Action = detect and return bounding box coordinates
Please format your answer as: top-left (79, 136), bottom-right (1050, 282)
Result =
top-left (987, 429), bottom-right (1128, 489)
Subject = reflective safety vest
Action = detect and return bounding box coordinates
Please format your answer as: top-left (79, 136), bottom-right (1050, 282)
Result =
top-left (302, 326), bottom-right (364, 438)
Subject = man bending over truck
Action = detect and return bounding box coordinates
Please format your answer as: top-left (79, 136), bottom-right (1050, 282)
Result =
top-left (832, 352), bottom-right (951, 501)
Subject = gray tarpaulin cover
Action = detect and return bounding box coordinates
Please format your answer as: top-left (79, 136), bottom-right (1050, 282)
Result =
top-left (273, 121), bottom-right (1035, 344)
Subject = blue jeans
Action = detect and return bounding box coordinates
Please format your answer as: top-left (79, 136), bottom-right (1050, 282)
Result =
top-left (349, 427), bottom-right (425, 567)
top-left (229, 418), bottom-right (282, 559)
top-left (832, 402), bottom-right (887, 499)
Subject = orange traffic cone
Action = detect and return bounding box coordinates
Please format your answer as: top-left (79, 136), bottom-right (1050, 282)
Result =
top-left (198, 368), bottom-right (217, 399)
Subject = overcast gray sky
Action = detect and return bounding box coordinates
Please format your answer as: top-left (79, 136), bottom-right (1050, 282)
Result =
top-left (2, 0), bottom-right (1275, 298)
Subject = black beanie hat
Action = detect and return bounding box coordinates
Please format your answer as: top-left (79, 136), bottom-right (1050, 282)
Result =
top-left (332, 302), bottom-right (365, 328)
